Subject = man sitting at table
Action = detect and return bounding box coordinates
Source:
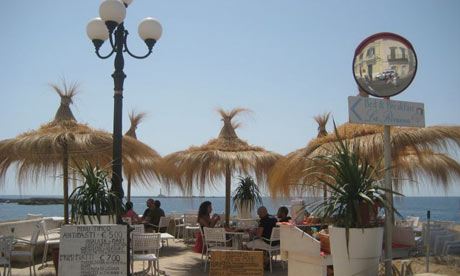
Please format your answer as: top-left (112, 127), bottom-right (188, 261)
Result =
top-left (151, 200), bottom-right (166, 232)
top-left (246, 206), bottom-right (278, 268)
top-left (277, 206), bottom-right (292, 223)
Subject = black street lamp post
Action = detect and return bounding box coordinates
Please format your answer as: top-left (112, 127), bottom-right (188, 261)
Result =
top-left (86, 0), bottom-right (162, 200)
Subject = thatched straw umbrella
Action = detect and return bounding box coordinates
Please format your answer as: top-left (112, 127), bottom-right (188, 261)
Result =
top-left (124, 111), bottom-right (162, 201)
top-left (0, 82), bottom-right (162, 223)
top-left (161, 108), bottom-right (281, 225)
top-left (268, 113), bottom-right (460, 197)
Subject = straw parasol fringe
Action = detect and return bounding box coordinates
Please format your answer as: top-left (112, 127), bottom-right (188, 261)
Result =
top-left (0, 82), bottom-right (161, 223)
top-left (124, 110), bottom-right (161, 201)
top-left (161, 108), bottom-right (280, 225)
top-left (268, 116), bottom-right (460, 197)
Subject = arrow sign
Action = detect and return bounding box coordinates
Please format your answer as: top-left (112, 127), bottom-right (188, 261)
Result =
top-left (348, 96), bottom-right (425, 127)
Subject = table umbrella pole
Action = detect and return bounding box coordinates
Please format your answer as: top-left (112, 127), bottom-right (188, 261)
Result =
top-left (127, 178), bottom-right (131, 202)
top-left (225, 165), bottom-right (231, 227)
top-left (63, 142), bottom-right (69, 224)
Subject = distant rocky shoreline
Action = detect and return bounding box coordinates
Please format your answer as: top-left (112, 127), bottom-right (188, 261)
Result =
top-left (0, 195), bottom-right (226, 205)
top-left (0, 198), bottom-right (64, 205)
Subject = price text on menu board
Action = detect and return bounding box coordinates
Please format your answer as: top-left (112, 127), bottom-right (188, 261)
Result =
top-left (58, 225), bottom-right (127, 276)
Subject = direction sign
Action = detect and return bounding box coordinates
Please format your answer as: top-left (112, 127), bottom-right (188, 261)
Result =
top-left (348, 96), bottom-right (425, 127)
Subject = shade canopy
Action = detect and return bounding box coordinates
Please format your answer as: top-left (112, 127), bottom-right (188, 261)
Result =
top-left (124, 110), bottom-right (162, 201)
top-left (161, 108), bottom-right (281, 225)
top-left (0, 82), bottom-right (161, 223)
top-left (268, 113), bottom-right (460, 197)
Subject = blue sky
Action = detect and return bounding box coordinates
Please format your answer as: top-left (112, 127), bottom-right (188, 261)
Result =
top-left (1, 0), bottom-right (460, 197)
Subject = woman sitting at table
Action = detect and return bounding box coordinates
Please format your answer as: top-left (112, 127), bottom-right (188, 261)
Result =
top-left (123, 201), bottom-right (140, 224)
top-left (194, 201), bottom-right (221, 253)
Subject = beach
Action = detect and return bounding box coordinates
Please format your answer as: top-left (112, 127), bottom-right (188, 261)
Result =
top-left (7, 237), bottom-right (460, 276)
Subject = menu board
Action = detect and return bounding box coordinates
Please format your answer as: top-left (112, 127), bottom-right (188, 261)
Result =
top-left (210, 250), bottom-right (263, 276)
top-left (58, 225), bottom-right (128, 276)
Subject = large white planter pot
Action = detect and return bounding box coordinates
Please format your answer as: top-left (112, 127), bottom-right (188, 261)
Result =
top-left (80, 215), bottom-right (116, 224)
top-left (236, 202), bottom-right (254, 219)
top-left (329, 226), bottom-right (383, 276)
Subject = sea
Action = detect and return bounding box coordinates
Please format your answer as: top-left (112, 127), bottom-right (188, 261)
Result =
top-left (1, 195), bottom-right (459, 224)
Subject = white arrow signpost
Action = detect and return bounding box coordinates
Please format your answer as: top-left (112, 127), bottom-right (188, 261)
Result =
top-left (348, 96), bottom-right (425, 127)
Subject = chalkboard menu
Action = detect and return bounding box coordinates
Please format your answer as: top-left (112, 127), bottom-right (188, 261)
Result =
top-left (210, 250), bottom-right (263, 276)
top-left (58, 225), bottom-right (128, 276)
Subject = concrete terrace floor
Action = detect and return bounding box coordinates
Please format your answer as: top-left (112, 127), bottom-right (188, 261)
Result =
top-left (10, 239), bottom-right (287, 276)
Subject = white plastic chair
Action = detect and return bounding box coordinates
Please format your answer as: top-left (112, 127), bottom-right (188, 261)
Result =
top-left (203, 227), bottom-right (233, 272)
top-left (199, 226), bottom-right (206, 262)
top-left (171, 212), bottom-right (184, 239)
top-left (131, 233), bottom-right (161, 276)
top-left (184, 214), bottom-right (199, 243)
top-left (27, 214), bottom-right (43, 220)
top-left (39, 220), bottom-right (60, 268)
top-left (405, 216), bottom-right (420, 228)
top-left (443, 241), bottom-right (460, 255)
top-left (434, 233), bottom-right (456, 256)
top-left (152, 216), bottom-right (171, 234)
top-left (11, 224), bottom-right (41, 276)
top-left (0, 236), bottom-right (14, 276)
top-left (251, 227), bottom-right (282, 273)
top-left (131, 224), bottom-right (145, 236)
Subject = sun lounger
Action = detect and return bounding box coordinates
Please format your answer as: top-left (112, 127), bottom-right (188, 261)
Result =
top-left (434, 233), bottom-right (456, 256)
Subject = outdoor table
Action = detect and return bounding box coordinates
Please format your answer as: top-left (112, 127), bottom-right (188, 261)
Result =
top-left (160, 233), bottom-right (174, 247)
top-left (225, 228), bottom-right (256, 250)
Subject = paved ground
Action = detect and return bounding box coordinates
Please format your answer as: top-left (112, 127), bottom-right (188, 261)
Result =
top-left (10, 239), bottom-right (287, 276)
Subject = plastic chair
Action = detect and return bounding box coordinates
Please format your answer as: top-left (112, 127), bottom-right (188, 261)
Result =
top-left (152, 216), bottom-right (171, 234)
top-left (250, 227), bottom-right (282, 273)
top-left (39, 220), bottom-right (60, 268)
top-left (172, 214), bottom-right (185, 240)
top-left (122, 217), bottom-right (132, 225)
top-left (199, 226), bottom-right (206, 262)
top-left (11, 224), bottom-right (41, 276)
top-left (405, 216), bottom-right (420, 228)
top-left (131, 224), bottom-right (145, 236)
top-left (184, 214), bottom-right (199, 243)
top-left (27, 214), bottom-right (43, 220)
top-left (203, 227), bottom-right (233, 272)
top-left (131, 233), bottom-right (161, 276)
top-left (443, 241), bottom-right (460, 255)
top-left (0, 236), bottom-right (14, 276)
top-left (434, 233), bottom-right (456, 256)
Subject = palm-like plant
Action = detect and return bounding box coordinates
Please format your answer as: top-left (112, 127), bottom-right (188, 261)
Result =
top-left (69, 161), bottom-right (123, 224)
top-left (232, 176), bottom-right (263, 213)
top-left (306, 123), bottom-right (402, 229)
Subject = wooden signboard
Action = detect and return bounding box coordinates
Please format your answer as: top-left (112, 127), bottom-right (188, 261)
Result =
top-left (58, 225), bottom-right (127, 276)
top-left (210, 250), bottom-right (263, 276)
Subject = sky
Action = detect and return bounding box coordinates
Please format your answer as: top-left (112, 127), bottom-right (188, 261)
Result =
top-left (1, 0), bottom-right (460, 197)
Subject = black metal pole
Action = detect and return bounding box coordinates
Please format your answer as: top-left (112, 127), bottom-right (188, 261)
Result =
top-left (111, 23), bottom-right (126, 201)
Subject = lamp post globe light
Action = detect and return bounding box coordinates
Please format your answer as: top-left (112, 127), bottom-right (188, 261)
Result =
top-left (87, 0), bottom-right (162, 201)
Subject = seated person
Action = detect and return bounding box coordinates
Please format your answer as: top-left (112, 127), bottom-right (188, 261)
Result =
top-left (123, 201), bottom-right (140, 224)
top-left (277, 206), bottom-right (292, 223)
top-left (197, 201), bottom-right (221, 228)
top-left (246, 206), bottom-right (278, 267)
top-left (142, 198), bottom-right (157, 232)
top-left (141, 198), bottom-right (154, 221)
top-left (194, 201), bottom-right (220, 253)
top-left (149, 200), bottom-right (166, 232)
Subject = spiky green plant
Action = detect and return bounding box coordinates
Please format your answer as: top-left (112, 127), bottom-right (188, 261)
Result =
top-left (232, 176), bottom-right (263, 212)
top-left (69, 161), bottom-right (123, 224)
top-left (305, 122), bottom-right (402, 252)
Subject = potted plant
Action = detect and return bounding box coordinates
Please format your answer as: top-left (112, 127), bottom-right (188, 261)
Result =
top-left (69, 161), bottom-right (123, 224)
top-left (306, 124), bottom-right (401, 276)
top-left (232, 176), bottom-right (263, 219)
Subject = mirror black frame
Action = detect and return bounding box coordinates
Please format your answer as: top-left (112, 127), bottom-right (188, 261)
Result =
top-left (352, 32), bottom-right (417, 98)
